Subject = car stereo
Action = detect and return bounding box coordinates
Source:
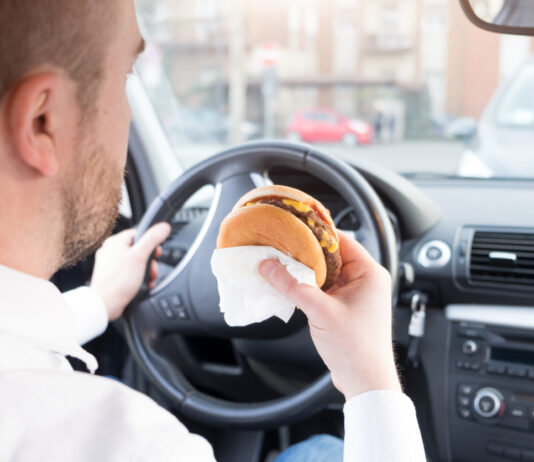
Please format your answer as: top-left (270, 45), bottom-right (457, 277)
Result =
top-left (447, 317), bottom-right (534, 461)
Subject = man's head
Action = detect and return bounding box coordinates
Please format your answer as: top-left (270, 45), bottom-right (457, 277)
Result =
top-left (0, 0), bottom-right (145, 276)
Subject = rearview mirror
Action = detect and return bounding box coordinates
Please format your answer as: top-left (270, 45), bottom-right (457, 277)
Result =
top-left (460, 0), bottom-right (534, 35)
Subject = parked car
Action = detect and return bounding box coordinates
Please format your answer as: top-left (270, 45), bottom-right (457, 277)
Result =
top-left (443, 116), bottom-right (478, 139)
top-left (457, 55), bottom-right (534, 178)
top-left (284, 108), bottom-right (373, 146)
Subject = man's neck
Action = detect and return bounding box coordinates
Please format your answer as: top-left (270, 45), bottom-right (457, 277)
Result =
top-left (0, 187), bottom-right (61, 280)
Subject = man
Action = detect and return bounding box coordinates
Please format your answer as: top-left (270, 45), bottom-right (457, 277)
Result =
top-left (0, 0), bottom-right (425, 460)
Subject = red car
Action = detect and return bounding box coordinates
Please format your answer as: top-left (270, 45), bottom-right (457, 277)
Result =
top-left (285, 108), bottom-right (373, 146)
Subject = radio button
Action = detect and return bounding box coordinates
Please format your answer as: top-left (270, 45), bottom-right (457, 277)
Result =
top-left (471, 362), bottom-right (482, 371)
top-left (508, 366), bottom-right (527, 378)
top-left (486, 363), bottom-right (507, 375)
top-left (527, 407), bottom-right (534, 420)
top-left (509, 405), bottom-right (527, 419)
top-left (458, 407), bottom-right (471, 419)
top-left (458, 396), bottom-right (470, 407)
top-left (528, 369), bottom-right (534, 380)
top-left (458, 383), bottom-right (474, 395)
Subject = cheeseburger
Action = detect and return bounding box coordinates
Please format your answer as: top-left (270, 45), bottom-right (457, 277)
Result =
top-left (217, 185), bottom-right (342, 289)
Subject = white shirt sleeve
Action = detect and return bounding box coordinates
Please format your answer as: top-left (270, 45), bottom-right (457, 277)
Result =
top-left (62, 287), bottom-right (109, 345)
top-left (343, 390), bottom-right (426, 462)
top-left (0, 370), bottom-right (217, 462)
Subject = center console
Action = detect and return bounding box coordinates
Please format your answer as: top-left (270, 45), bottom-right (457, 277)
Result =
top-left (447, 306), bottom-right (534, 461)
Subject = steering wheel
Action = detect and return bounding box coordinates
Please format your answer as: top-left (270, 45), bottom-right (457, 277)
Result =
top-left (124, 141), bottom-right (398, 430)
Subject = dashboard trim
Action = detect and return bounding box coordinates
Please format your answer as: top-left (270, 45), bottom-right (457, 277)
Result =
top-left (446, 304), bottom-right (534, 329)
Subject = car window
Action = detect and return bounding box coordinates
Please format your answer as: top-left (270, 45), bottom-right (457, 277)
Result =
top-left (132, 0), bottom-right (534, 183)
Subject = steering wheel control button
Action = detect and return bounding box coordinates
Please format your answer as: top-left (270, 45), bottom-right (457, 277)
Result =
top-left (157, 299), bottom-right (175, 320)
top-left (171, 295), bottom-right (183, 307)
top-left (474, 388), bottom-right (504, 418)
top-left (417, 240), bottom-right (451, 269)
top-left (462, 340), bottom-right (478, 355)
top-left (176, 309), bottom-right (189, 321)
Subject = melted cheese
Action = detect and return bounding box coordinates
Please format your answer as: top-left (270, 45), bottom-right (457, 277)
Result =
top-left (282, 199), bottom-right (311, 213)
top-left (327, 242), bottom-right (339, 253)
top-left (319, 230), bottom-right (338, 253)
top-left (244, 197), bottom-right (338, 253)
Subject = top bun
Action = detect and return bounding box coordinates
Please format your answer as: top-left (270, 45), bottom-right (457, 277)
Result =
top-left (234, 185), bottom-right (337, 236)
top-left (217, 203), bottom-right (327, 287)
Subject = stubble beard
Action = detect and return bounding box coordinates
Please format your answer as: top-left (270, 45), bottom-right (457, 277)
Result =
top-left (59, 140), bottom-right (124, 269)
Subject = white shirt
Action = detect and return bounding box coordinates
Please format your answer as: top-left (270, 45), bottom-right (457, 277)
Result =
top-left (0, 264), bottom-right (426, 461)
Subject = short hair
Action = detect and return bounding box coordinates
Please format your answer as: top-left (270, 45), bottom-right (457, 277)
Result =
top-left (0, 1), bottom-right (114, 107)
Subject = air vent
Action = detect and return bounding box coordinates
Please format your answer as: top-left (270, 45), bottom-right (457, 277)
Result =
top-left (469, 231), bottom-right (534, 290)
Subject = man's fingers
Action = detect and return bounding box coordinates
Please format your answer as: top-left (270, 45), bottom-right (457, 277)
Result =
top-left (259, 259), bottom-right (334, 327)
top-left (133, 222), bottom-right (171, 261)
top-left (149, 259), bottom-right (159, 282)
top-left (110, 228), bottom-right (137, 245)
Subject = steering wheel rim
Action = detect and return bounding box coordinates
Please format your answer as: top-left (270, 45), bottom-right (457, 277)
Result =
top-left (124, 140), bottom-right (398, 430)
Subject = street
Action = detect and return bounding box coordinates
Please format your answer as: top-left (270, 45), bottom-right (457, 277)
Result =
top-left (324, 140), bottom-right (465, 175)
top-left (177, 140), bottom-right (466, 176)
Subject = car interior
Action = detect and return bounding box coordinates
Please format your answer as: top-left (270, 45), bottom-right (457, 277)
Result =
top-left (51, 0), bottom-right (534, 460)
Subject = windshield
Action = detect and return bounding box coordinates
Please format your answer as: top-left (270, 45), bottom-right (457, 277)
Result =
top-left (133, 0), bottom-right (534, 181)
top-left (495, 63), bottom-right (534, 127)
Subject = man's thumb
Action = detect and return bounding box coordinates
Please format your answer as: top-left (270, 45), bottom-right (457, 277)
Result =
top-left (133, 222), bottom-right (171, 261)
top-left (259, 259), bottom-right (333, 326)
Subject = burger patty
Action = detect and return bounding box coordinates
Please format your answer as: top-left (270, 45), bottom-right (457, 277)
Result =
top-left (254, 198), bottom-right (342, 289)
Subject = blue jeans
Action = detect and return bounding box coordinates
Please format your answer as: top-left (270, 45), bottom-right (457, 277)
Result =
top-left (274, 434), bottom-right (344, 462)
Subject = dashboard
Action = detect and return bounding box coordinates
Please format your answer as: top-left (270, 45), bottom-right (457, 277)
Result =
top-left (156, 163), bottom-right (534, 462)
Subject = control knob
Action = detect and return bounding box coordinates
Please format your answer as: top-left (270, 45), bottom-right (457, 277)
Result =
top-left (462, 340), bottom-right (478, 355)
top-left (473, 388), bottom-right (504, 418)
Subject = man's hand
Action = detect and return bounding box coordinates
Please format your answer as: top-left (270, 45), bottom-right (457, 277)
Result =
top-left (259, 232), bottom-right (401, 401)
top-left (90, 223), bottom-right (171, 321)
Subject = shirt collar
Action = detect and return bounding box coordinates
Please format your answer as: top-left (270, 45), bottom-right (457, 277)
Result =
top-left (0, 264), bottom-right (98, 373)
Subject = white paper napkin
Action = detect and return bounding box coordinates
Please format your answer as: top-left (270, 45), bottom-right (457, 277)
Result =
top-left (210, 246), bottom-right (318, 327)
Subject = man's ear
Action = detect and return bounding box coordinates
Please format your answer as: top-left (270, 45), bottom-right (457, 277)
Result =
top-left (5, 73), bottom-right (64, 177)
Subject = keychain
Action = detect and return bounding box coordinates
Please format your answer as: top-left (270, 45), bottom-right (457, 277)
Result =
top-left (406, 292), bottom-right (427, 368)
